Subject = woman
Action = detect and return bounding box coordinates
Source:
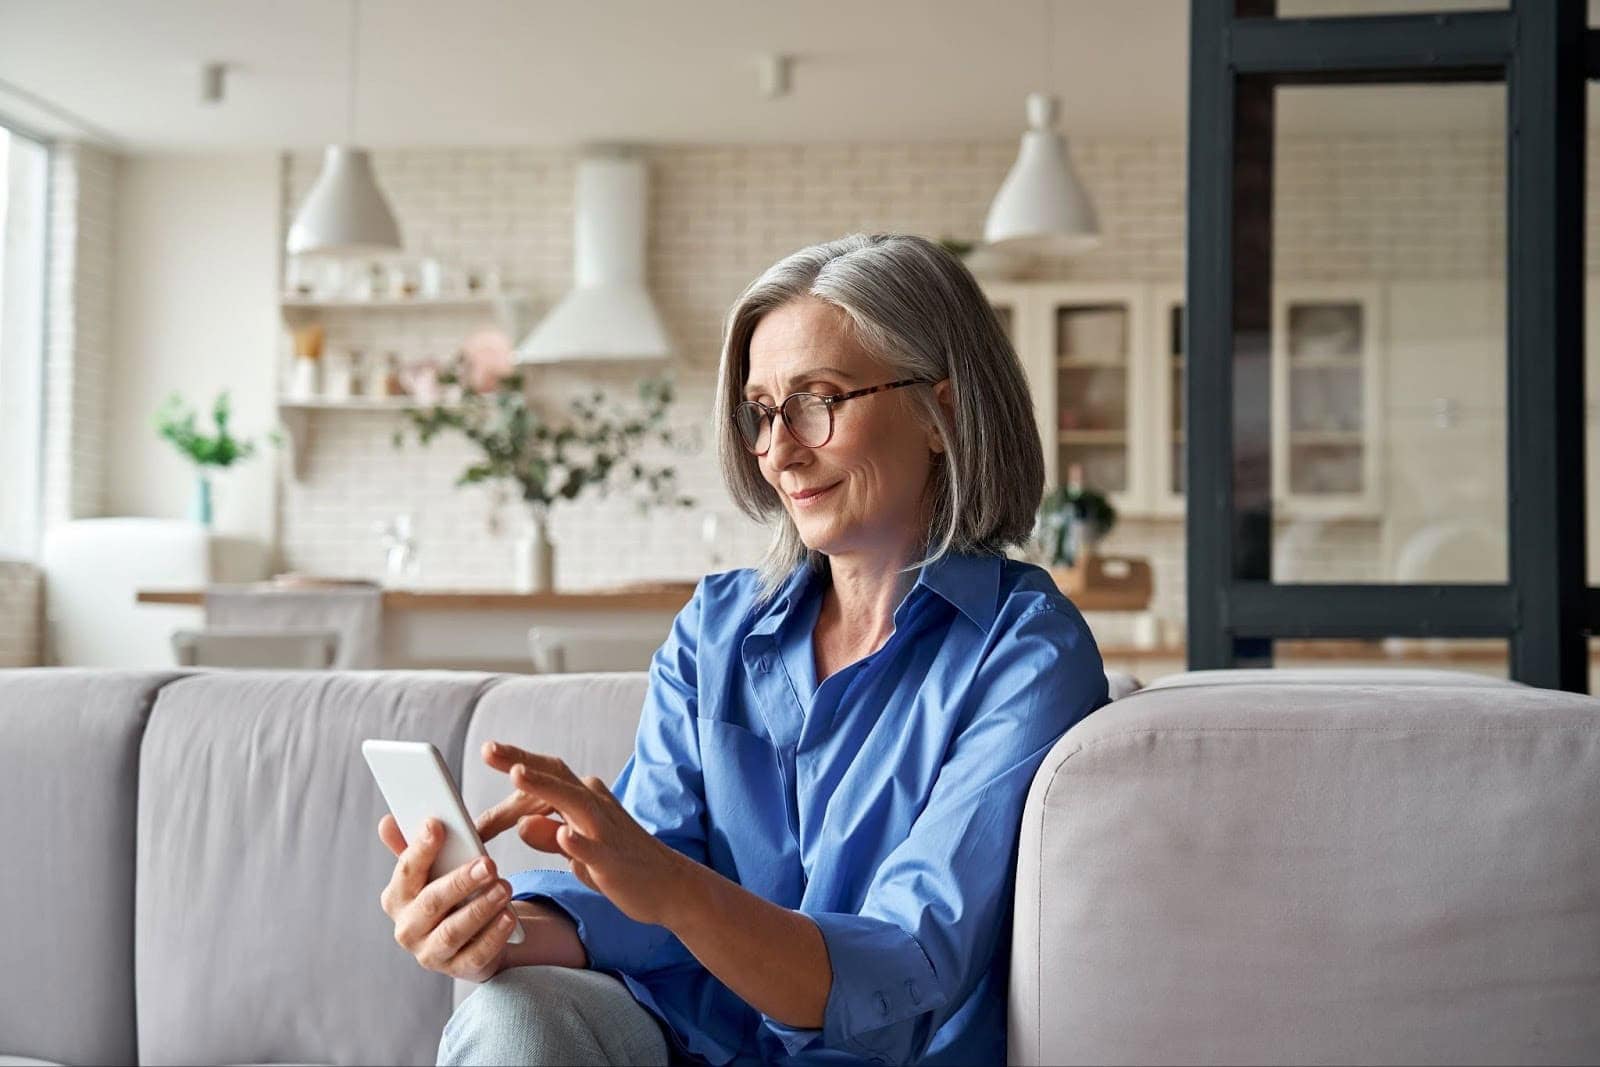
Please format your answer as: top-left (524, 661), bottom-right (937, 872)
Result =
top-left (378, 233), bottom-right (1109, 1065)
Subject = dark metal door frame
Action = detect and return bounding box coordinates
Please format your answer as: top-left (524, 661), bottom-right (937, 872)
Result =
top-left (1185, 2), bottom-right (1590, 690)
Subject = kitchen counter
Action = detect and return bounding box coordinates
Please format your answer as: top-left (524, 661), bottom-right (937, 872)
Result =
top-left (136, 583), bottom-right (695, 613)
top-left (135, 581), bottom-right (695, 672)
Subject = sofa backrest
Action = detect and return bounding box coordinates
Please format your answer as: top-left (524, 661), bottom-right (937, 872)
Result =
top-left (1009, 680), bottom-right (1600, 1065)
top-left (132, 669), bottom-right (499, 1067)
top-left (459, 673), bottom-right (651, 878)
top-left (0, 669), bottom-right (182, 1066)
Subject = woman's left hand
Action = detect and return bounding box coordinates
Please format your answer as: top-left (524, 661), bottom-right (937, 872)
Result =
top-left (475, 740), bottom-right (691, 928)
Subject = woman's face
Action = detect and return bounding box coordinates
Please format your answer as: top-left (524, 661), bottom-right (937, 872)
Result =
top-left (744, 297), bottom-right (949, 561)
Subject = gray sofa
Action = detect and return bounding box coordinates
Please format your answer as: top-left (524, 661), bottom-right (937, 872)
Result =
top-left (1, 665), bottom-right (1596, 1066)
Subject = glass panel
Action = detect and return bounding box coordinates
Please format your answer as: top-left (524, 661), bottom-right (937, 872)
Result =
top-left (1231, 81), bottom-right (1508, 585)
top-left (1274, 637), bottom-right (1511, 682)
top-left (1238, 0), bottom-right (1505, 16)
top-left (1056, 302), bottom-right (1131, 494)
top-left (0, 127), bottom-right (49, 559)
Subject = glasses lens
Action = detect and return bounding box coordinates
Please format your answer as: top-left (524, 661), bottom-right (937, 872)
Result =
top-left (733, 403), bottom-right (769, 452)
top-left (783, 394), bottom-right (831, 447)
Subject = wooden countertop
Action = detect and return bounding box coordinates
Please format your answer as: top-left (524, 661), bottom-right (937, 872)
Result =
top-left (136, 582), bottom-right (696, 612)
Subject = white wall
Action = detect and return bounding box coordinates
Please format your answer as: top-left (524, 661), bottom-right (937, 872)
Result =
top-left (109, 153), bottom-right (279, 548)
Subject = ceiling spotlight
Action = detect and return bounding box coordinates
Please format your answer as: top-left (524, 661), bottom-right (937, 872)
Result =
top-left (201, 62), bottom-right (227, 105)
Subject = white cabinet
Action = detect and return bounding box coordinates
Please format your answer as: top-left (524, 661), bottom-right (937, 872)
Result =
top-left (984, 280), bottom-right (1383, 520)
top-left (985, 283), bottom-right (1151, 516)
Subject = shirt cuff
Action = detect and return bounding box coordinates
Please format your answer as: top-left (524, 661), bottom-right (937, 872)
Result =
top-left (509, 867), bottom-right (680, 974)
top-left (760, 911), bottom-right (947, 1060)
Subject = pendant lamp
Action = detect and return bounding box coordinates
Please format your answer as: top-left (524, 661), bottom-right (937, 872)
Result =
top-left (983, 92), bottom-right (1099, 254)
top-left (286, 0), bottom-right (401, 257)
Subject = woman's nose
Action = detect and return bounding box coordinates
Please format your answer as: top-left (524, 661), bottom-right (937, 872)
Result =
top-left (765, 413), bottom-right (808, 467)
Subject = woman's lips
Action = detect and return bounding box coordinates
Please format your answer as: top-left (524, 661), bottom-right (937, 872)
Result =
top-left (790, 481), bottom-right (840, 507)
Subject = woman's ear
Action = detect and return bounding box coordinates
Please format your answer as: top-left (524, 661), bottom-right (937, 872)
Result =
top-left (928, 378), bottom-right (954, 454)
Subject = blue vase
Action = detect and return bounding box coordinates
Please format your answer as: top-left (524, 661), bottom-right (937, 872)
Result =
top-left (190, 471), bottom-right (214, 527)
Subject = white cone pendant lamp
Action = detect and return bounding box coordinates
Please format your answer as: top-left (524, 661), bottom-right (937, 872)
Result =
top-left (287, 146), bottom-right (400, 256)
top-left (286, 0), bottom-right (401, 257)
top-left (984, 92), bottom-right (1099, 255)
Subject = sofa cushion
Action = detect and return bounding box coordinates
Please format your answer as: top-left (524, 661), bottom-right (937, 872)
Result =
top-left (134, 670), bottom-right (499, 1067)
top-left (1010, 681), bottom-right (1600, 1066)
top-left (0, 669), bottom-right (183, 1067)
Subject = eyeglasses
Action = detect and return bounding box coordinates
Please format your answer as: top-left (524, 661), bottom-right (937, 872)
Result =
top-left (733, 378), bottom-right (932, 455)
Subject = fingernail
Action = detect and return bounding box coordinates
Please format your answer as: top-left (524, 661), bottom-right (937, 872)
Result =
top-left (472, 858), bottom-right (491, 880)
top-left (498, 912), bottom-right (514, 928)
top-left (490, 883), bottom-right (509, 902)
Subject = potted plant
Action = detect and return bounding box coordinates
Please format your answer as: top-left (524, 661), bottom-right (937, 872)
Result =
top-left (1037, 463), bottom-right (1116, 569)
top-left (154, 391), bottom-right (277, 527)
top-left (393, 363), bottom-right (695, 591)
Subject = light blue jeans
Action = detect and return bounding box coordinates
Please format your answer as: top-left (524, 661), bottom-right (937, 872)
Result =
top-left (438, 965), bottom-right (671, 1066)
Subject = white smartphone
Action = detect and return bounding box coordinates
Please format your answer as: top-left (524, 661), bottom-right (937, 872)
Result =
top-left (362, 738), bottom-right (525, 945)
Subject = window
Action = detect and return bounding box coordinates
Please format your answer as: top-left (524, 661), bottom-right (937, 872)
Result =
top-left (0, 123), bottom-right (49, 558)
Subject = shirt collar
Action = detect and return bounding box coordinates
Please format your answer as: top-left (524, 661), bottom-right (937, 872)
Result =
top-left (747, 561), bottom-right (821, 639)
top-left (911, 550), bottom-right (1003, 630)
top-left (748, 550), bottom-right (1002, 639)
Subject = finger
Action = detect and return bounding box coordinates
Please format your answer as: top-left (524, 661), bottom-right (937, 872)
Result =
top-left (554, 821), bottom-right (597, 863)
top-left (485, 742), bottom-right (585, 787)
top-left (511, 765), bottom-right (598, 835)
top-left (481, 740), bottom-right (557, 776)
top-left (420, 878), bottom-right (512, 965)
top-left (517, 813), bottom-right (569, 855)
top-left (378, 813), bottom-right (406, 857)
top-left (382, 817), bottom-right (444, 918)
top-left (475, 789), bottom-right (555, 842)
top-left (445, 906), bottom-right (519, 980)
top-left (403, 853), bottom-right (500, 944)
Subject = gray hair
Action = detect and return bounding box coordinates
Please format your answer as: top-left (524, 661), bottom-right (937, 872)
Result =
top-left (714, 233), bottom-right (1045, 602)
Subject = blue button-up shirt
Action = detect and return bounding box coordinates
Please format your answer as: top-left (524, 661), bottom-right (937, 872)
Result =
top-left (510, 550), bottom-right (1108, 1065)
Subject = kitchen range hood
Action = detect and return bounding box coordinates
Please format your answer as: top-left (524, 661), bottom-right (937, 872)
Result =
top-left (515, 150), bottom-right (672, 364)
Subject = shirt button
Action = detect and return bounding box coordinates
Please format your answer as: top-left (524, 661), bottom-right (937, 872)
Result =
top-left (758, 656), bottom-right (771, 672)
top-left (875, 992), bottom-right (889, 1017)
top-left (906, 979), bottom-right (921, 1005)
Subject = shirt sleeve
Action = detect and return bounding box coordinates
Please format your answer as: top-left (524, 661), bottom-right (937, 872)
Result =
top-left (509, 577), bottom-right (711, 975)
top-left (760, 602), bottom-right (1109, 1064)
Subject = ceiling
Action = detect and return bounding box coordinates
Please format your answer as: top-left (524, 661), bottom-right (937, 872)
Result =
top-left (0, 0), bottom-right (1540, 153)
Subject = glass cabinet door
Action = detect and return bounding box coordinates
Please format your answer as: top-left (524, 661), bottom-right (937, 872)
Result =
top-left (1052, 297), bottom-right (1135, 501)
top-left (1272, 285), bottom-right (1382, 514)
top-left (1152, 285), bottom-right (1187, 514)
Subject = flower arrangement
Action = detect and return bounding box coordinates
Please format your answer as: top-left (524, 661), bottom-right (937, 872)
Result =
top-left (392, 363), bottom-right (695, 522)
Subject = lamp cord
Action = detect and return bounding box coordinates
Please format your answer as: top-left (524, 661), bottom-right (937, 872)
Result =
top-left (347, 0), bottom-right (359, 144)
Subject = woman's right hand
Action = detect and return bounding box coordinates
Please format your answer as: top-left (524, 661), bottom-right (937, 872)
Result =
top-left (377, 814), bottom-right (520, 983)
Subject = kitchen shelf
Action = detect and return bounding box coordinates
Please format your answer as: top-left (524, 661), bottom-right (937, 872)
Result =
top-left (275, 396), bottom-right (463, 481)
top-left (1059, 430), bottom-right (1129, 444)
top-left (278, 397), bottom-right (420, 411)
top-left (278, 291), bottom-right (528, 331)
top-left (1057, 355), bottom-right (1127, 369)
top-left (281, 295), bottom-right (507, 310)
top-left (1288, 430), bottom-right (1364, 445)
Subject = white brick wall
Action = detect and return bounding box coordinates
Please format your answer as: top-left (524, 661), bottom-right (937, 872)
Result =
top-left (0, 560), bottom-right (44, 667)
top-left (43, 141), bottom-right (117, 528)
top-left (273, 130), bottom-right (1549, 625)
